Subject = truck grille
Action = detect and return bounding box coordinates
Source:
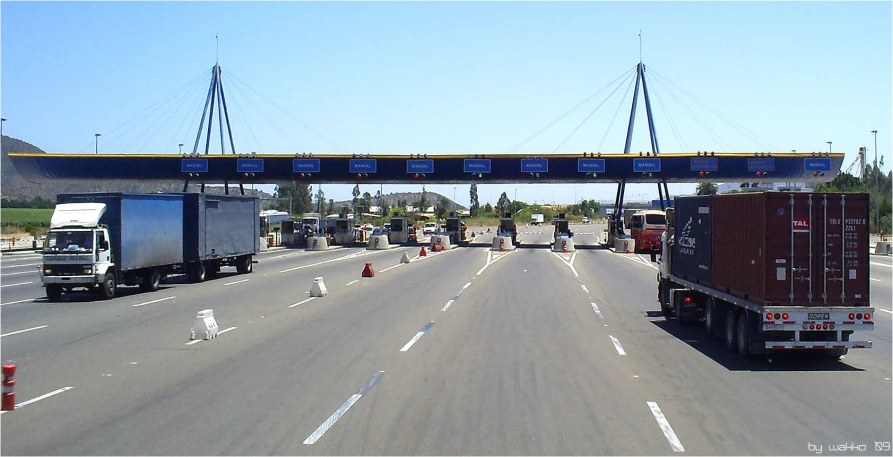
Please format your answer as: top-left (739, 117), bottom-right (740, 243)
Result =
top-left (45, 264), bottom-right (87, 276)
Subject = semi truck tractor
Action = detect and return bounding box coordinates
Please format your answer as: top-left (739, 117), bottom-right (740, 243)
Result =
top-left (40, 193), bottom-right (259, 301)
top-left (656, 192), bottom-right (873, 358)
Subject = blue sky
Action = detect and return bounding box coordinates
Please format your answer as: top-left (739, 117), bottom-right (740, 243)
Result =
top-left (2, 1), bottom-right (891, 207)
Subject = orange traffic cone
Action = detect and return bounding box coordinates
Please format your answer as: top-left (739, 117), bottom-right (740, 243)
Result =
top-left (419, 246), bottom-right (427, 257)
top-left (563, 247), bottom-right (568, 253)
top-left (362, 262), bottom-right (375, 277)
top-left (471, 231), bottom-right (475, 237)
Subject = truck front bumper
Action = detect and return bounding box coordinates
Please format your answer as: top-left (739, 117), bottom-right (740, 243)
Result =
top-left (40, 274), bottom-right (102, 287)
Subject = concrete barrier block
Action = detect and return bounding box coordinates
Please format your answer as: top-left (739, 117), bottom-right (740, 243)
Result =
top-left (307, 236), bottom-right (329, 251)
top-left (491, 236), bottom-right (514, 251)
top-left (400, 252), bottom-right (411, 263)
top-left (875, 241), bottom-right (891, 255)
top-left (430, 236), bottom-right (452, 251)
top-left (310, 277), bottom-right (328, 297)
top-left (614, 237), bottom-right (635, 253)
top-left (190, 309), bottom-right (219, 340)
top-left (367, 235), bottom-right (390, 250)
top-left (553, 236), bottom-right (575, 252)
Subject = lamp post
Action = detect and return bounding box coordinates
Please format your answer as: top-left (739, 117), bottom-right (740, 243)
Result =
top-left (1, 118), bottom-right (6, 138)
top-left (872, 130), bottom-right (879, 233)
top-left (179, 143), bottom-right (184, 154)
top-left (827, 141), bottom-right (832, 154)
top-left (95, 133), bottom-right (101, 154)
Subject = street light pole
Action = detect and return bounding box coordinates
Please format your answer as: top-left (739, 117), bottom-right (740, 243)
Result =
top-left (95, 133), bottom-right (102, 154)
top-left (872, 130), bottom-right (879, 233)
top-left (179, 143), bottom-right (184, 154)
top-left (1, 118), bottom-right (6, 138)
top-left (827, 141), bottom-right (832, 154)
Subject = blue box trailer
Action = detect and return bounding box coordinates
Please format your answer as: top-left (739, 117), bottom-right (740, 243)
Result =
top-left (182, 193), bottom-right (260, 282)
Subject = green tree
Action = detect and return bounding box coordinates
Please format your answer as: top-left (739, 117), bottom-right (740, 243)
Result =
top-left (496, 192), bottom-right (510, 215)
top-left (362, 191), bottom-right (372, 209)
top-left (274, 182), bottom-right (312, 214)
top-left (315, 187), bottom-right (325, 213)
top-left (435, 196), bottom-right (450, 220)
top-left (469, 183), bottom-right (480, 217)
top-left (327, 199), bottom-right (335, 215)
top-left (420, 186), bottom-right (429, 210)
top-left (352, 184), bottom-right (361, 215)
top-left (484, 202), bottom-right (493, 213)
top-left (696, 182), bottom-right (718, 195)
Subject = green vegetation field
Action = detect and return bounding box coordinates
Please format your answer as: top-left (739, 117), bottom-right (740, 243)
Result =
top-left (1, 207), bottom-right (53, 234)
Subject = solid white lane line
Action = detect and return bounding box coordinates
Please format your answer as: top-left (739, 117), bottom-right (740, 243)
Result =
top-left (132, 296), bottom-right (175, 307)
top-left (400, 322), bottom-right (435, 352)
top-left (224, 279), bottom-right (249, 286)
top-left (1, 325), bottom-right (48, 338)
top-left (476, 251), bottom-right (494, 276)
top-left (441, 299), bottom-right (455, 312)
top-left (0, 387), bottom-right (74, 415)
top-left (1, 298), bottom-right (37, 306)
top-left (462, 282), bottom-right (472, 290)
top-left (380, 264), bottom-right (403, 272)
top-left (647, 401), bottom-right (685, 452)
top-left (581, 284), bottom-right (589, 293)
top-left (346, 280), bottom-right (359, 286)
top-left (303, 371), bottom-right (384, 445)
top-left (289, 297), bottom-right (318, 308)
top-left (551, 252), bottom-right (579, 277)
top-left (878, 309), bottom-right (893, 315)
top-left (871, 261), bottom-right (892, 268)
top-left (279, 251), bottom-right (367, 273)
top-left (1, 271), bottom-right (38, 276)
top-left (871, 278), bottom-right (882, 282)
top-left (609, 335), bottom-right (627, 355)
top-left (1, 281), bottom-right (33, 288)
top-left (218, 326), bottom-right (237, 335)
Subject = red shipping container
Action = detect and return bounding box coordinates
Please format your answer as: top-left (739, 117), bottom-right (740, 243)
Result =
top-left (711, 192), bottom-right (870, 307)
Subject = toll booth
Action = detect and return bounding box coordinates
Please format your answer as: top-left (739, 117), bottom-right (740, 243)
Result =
top-left (498, 212), bottom-right (517, 245)
top-left (388, 216), bottom-right (410, 244)
top-left (553, 213), bottom-right (571, 238)
top-left (444, 216), bottom-right (467, 245)
top-left (281, 219), bottom-right (299, 247)
top-left (333, 218), bottom-right (354, 245)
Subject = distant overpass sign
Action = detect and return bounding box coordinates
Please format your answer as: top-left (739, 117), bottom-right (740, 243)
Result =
top-left (181, 158), bottom-right (208, 173)
top-left (804, 158), bottom-right (832, 172)
top-left (578, 158), bottom-right (606, 173)
top-left (237, 158), bottom-right (264, 173)
top-left (293, 159), bottom-right (321, 173)
top-left (634, 158), bottom-right (661, 173)
top-left (747, 158), bottom-right (775, 172)
top-left (464, 159), bottom-right (491, 174)
top-left (406, 159), bottom-right (434, 174)
top-left (521, 158), bottom-right (548, 173)
top-left (690, 157), bottom-right (718, 172)
top-left (350, 159), bottom-right (377, 174)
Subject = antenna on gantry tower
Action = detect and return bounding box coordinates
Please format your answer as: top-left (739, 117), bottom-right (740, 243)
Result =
top-left (608, 35), bottom-right (672, 245)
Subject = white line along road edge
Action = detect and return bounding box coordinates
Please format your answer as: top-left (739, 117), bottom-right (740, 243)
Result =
top-left (303, 371), bottom-right (384, 445)
top-left (1, 325), bottom-right (48, 338)
top-left (0, 387), bottom-right (74, 415)
top-left (647, 401), bottom-right (685, 452)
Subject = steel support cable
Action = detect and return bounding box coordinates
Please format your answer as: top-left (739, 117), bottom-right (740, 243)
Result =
top-left (596, 70), bottom-right (638, 153)
top-left (95, 70), bottom-right (209, 152)
top-left (648, 68), bottom-right (780, 151)
top-left (651, 85), bottom-right (688, 151)
top-left (132, 75), bottom-right (212, 153)
top-left (651, 76), bottom-right (733, 151)
top-left (552, 69), bottom-right (635, 153)
top-left (224, 79), bottom-right (271, 153)
top-left (224, 77), bottom-right (303, 152)
top-left (172, 80), bottom-right (211, 151)
top-left (507, 65), bottom-right (638, 153)
top-left (119, 75), bottom-right (209, 153)
top-left (222, 69), bottom-right (349, 154)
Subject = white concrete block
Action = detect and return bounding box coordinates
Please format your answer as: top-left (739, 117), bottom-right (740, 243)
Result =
top-left (307, 236), bottom-right (329, 251)
top-left (190, 309), bottom-right (219, 340)
top-left (430, 235), bottom-right (452, 251)
top-left (491, 236), bottom-right (514, 251)
top-left (400, 252), bottom-right (411, 263)
top-left (367, 235), bottom-right (390, 250)
top-left (310, 277), bottom-right (328, 297)
top-left (613, 237), bottom-right (635, 253)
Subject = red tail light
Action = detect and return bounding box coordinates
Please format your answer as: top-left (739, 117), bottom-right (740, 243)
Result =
top-left (864, 313), bottom-right (871, 320)
top-left (782, 313), bottom-right (789, 320)
top-left (766, 313), bottom-right (774, 321)
top-left (684, 296), bottom-right (694, 303)
top-left (849, 313), bottom-right (856, 320)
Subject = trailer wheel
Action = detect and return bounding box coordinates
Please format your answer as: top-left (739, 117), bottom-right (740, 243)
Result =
top-left (192, 263), bottom-right (206, 283)
top-left (139, 269), bottom-right (161, 292)
top-left (236, 255), bottom-right (253, 274)
top-left (736, 313), bottom-right (752, 358)
top-left (100, 272), bottom-right (117, 300)
top-left (724, 310), bottom-right (737, 352)
top-left (825, 348), bottom-right (848, 359)
top-left (704, 298), bottom-right (719, 338)
top-left (46, 285), bottom-right (62, 302)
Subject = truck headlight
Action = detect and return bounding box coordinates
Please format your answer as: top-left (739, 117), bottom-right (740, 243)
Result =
top-left (84, 266), bottom-right (93, 274)
top-left (44, 267), bottom-right (52, 275)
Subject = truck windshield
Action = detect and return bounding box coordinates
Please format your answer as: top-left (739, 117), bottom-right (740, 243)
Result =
top-left (645, 214), bottom-right (667, 225)
top-left (45, 230), bottom-right (94, 253)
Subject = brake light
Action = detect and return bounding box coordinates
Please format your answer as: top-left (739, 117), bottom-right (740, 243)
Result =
top-left (765, 313), bottom-right (774, 321)
top-left (849, 313), bottom-right (856, 320)
top-left (684, 296), bottom-right (694, 303)
top-left (864, 313), bottom-right (871, 320)
top-left (782, 313), bottom-right (789, 320)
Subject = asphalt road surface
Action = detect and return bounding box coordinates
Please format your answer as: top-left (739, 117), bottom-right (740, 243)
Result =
top-left (1, 223), bottom-right (891, 455)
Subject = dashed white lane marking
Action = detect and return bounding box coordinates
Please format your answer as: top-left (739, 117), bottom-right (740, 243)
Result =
top-left (609, 335), bottom-right (627, 355)
top-left (224, 279), bottom-right (249, 286)
top-left (1, 325), bottom-right (48, 338)
top-left (1, 281), bottom-right (33, 288)
top-left (279, 251), bottom-right (368, 273)
top-left (289, 297), bottom-right (318, 308)
top-left (218, 326), bottom-right (237, 335)
top-left (1, 298), bottom-right (37, 306)
top-left (591, 302), bottom-right (604, 320)
top-left (1, 262), bottom-right (41, 269)
top-left (132, 296), bottom-right (175, 307)
top-left (441, 299), bottom-right (455, 312)
top-left (185, 327), bottom-right (235, 346)
top-left (462, 282), bottom-right (472, 290)
top-left (878, 309), bottom-right (893, 315)
top-left (380, 264), bottom-right (403, 273)
top-left (581, 284), bottom-right (589, 294)
top-left (400, 322), bottom-right (435, 352)
top-left (476, 249), bottom-right (514, 275)
top-left (647, 401), bottom-right (685, 452)
top-left (0, 387), bottom-right (74, 415)
top-left (871, 261), bottom-right (892, 268)
top-left (303, 371), bottom-right (384, 445)
top-left (871, 278), bottom-right (882, 282)
top-left (346, 280), bottom-right (359, 286)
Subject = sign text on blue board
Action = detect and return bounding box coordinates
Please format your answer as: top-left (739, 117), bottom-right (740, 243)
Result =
top-left (690, 157), bottom-right (719, 172)
top-left (521, 158), bottom-right (548, 173)
top-left (181, 159), bottom-right (208, 173)
top-left (464, 159), bottom-right (491, 174)
top-left (237, 158), bottom-right (264, 173)
top-left (633, 158), bottom-right (661, 173)
top-left (406, 159), bottom-right (435, 174)
top-left (578, 158), bottom-right (606, 173)
top-left (349, 159), bottom-right (377, 174)
top-left (747, 158), bottom-right (775, 172)
top-left (292, 159), bottom-right (321, 173)
top-left (803, 158), bottom-right (832, 172)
